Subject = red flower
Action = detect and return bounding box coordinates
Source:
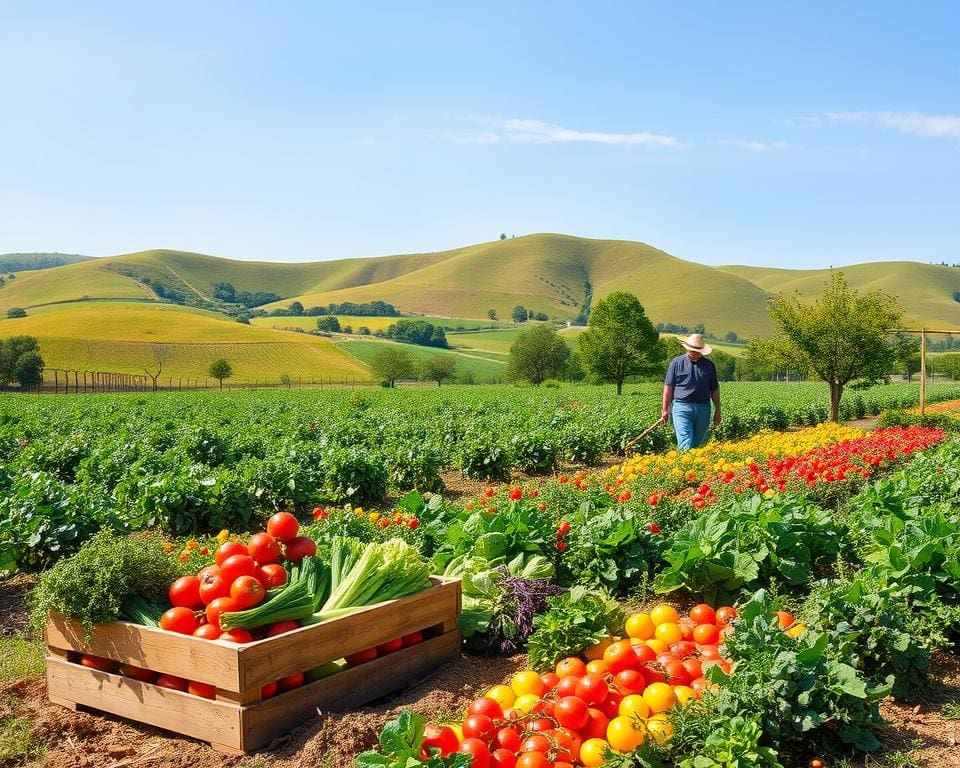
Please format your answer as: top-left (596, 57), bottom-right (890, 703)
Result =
top-left (312, 506), bottom-right (328, 521)
top-left (509, 487), bottom-right (523, 501)
top-left (647, 522), bottom-right (661, 535)
top-left (484, 488), bottom-right (496, 498)
top-left (408, 518), bottom-right (420, 530)
top-left (558, 475), bottom-right (569, 484)
top-left (555, 541), bottom-right (568, 552)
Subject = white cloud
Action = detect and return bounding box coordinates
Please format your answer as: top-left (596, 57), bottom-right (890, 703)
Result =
top-left (825, 111), bottom-right (960, 139)
top-left (717, 139), bottom-right (791, 151)
top-left (779, 115), bottom-right (823, 127)
top-left (444, 117), bottom-right (685, 147)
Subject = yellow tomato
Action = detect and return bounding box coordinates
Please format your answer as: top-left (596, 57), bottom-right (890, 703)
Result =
top-left (510, 670), bottom-right (545, 698)
top-left (785, 622), bottom-right (807, 638)
top-left (446, 723), bottom-right (463, 741)
top-left (646, 717), bottom-right (675, 745)
top-left (654, 622), bottom-right (683, 645)
top-left (619, 694), bottom-right (652, 720)
top-left (485, 684), bottom-right (516, 710)
top-left (607, 715), bottom-right (646, 752)
top-left (625, 612), bottom-right (655, 640)
top-left (645, 638), bottom-right (668, 654)
top-left (580, 738), bottom-right (609, 768)
top-left (673, 685), bottom-right (697, 706)
top-left (643, 682), bottom-right (678, 714)
top-left (584, 635), bottom-right (613, 661)
top-left (513, 693), bottom-right (541, 714)
top-left (650, 604), bottom-right (680, 627)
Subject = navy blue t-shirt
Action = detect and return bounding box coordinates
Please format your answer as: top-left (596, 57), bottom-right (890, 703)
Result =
top-left (664, 355), bottom-right (719, 404)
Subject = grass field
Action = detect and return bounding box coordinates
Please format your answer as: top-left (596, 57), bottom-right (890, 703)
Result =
top-left (0, 303), bottom-right (372, 382)
top-left (337, 339), bottom-right (507, 383)
top-left (251, 315), bottom-right (511, 333)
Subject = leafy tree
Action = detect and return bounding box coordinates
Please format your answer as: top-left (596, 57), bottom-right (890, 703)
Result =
top-left (211, 282), bottom-right (236, 302)
top-left (767, 272), bottom-right (902, 421)
top-left (369, 346), bottom-right (415, 387)
top-left (533, 311), bottom-right (549, 322)
top-left (0, 335), bottom-right (43, 389)
top-left (235, 313), bottom-right (251, 324)
top-left (6, 307), bottom-right (26, 318)
top-left (512, 305), bottom-right (529, 323)
top-left (420, 354), bottom-right (457, 386)
top-left (577, 291), bottom-right (665, 394)
top-left (507, 325), bottom-right (570, 385)
top-left (500, 233), bottom-right (507, 240)
top-left (287, 301), bottom-right (304, 316)
top-left (487, 308), bottom-right (498, 320)
top-left (316, 316), bottom-right (341, 332)
top-left (208, 358), bottom-right (233, 390)
top-left (279, 372), bottom-right (292, 389)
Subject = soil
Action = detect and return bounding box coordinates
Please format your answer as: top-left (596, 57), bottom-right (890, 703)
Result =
top-left (0, 572), bottom-right (35, 637)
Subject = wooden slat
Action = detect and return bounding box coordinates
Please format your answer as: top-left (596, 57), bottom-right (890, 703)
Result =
top-left (238, 578), bottom-right (461, 690)
top-left (46, 616), bottom-right (242, 691)
top-left (46, 656), bottom-right (245, 751)
top-left (240, 628), bottom-right (461, 752)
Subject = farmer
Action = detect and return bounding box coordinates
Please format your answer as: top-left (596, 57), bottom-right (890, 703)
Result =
top-left (660, 333), bottom-right (721, 450)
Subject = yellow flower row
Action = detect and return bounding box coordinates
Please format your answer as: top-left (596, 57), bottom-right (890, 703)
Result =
top-left (612, 422), bottom-right (864, 482)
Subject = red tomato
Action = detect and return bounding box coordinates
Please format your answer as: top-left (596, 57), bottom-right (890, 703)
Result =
top-left (261, 681), bottom-right (278, 699)
top-left (604, 639), bottom-right (638, 673)
top-left (205, 596), bottom-right (240, 630)
top-left (188, 680), bottom-right (216, 699)
top-left (160, 606), bottom-right (200, 635)
top-left (694, 623), bottom-right (720, 645)
top-left (679, 618), bottom-right (697, 640)
top-left (575, 674), bottom-right (609, 705)
top-left (198, 567), bottom-right (230, 605)
top-left (516, 751), bottom-right (549, 768)
top-left (215, 541), bottom-right (247, 567)
top-left (554, 695), bottom-right (589, 730)
top-left (642, 663), bottom-right (667, 686)
top-left (492, 749), bottom-right (517, 768)
top-left (80, 654), bottom-right (118, 673)
top-left (220, 628), bottom-right (253, 644)
top-left (248, 532), bottom-right (281, 565)
top-left (401, 630), bottom-right (424, 647)
top-left (531, 699), bottom-right (555, 718)
top-left (716, 606), bottom-right (738, 626)
top-left (519, 734), bottom-right (550, 753)
top-left (155, 673), bottom-right (188, 691)
top-left (599, 690), bottom-right (623, 719)
top-left (230, 575), bottom-right (266, 609)
top-left (469, 697), bottom-right (504, 720)
top-left (615, 669), bottom-right (645, 694)
top-left (690, 676), bottom-right (710, 694)
top-left (459, 739), bottom-right (491, 768)
top-left (463, 714), bottom-right (496, 742)
top-left (168, 576), bottom-right (202, 610)
top-left (699, 644), bottom-right (721, 660)
top-left (257, 563), bottom-right (287, 589)
top-left (671, 640), bottom-right (698, 659)
top-left (632, 643), bottom-right (657, 664)
top-left (193, 623), bottom-right (223, 640)
top-left (495, 726), bottom-right (522, 751)
top-left (266, 620), bottom-right (300, 637)
top-left (555, 675), bottom-right (581, 698)
top-left (284, 535), bottom-right (317, 563)
top-left (689, 603), bottom-right (717, 625)
top-left (119, 664), bottom-right (157, 683)
top-left (376, 637), bottom-right (404, 655)
top-left (279, 672), bottom-right (305, 691)
top-left (581, 708), bottom-right (608, 740)
top-left (553, 726), bottom-right (582, 759)
top-left (266, 511), bottom-right (300, 542)
top-left (346, 647), bottom-right (378, 666)
top-left (422, 723), bottom-right (459, 757)
top-left (682, 657), bottom-right (703, 680)
top-left (524, 718), bottom-right (554, 733)
top-left (540, 672), bottom-right (560, 692)
top-left (664, 659), bottom-right (691, 685)
top-left (219, 554), bottom-right (257, 584)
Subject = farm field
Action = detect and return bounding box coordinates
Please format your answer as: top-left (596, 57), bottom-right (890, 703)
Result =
top-left (252, 314), bottom-right (511, 333)
top-left (337, 338), bottom-right (508, 383)
top-left (2, 381), bottom-right (959, 767)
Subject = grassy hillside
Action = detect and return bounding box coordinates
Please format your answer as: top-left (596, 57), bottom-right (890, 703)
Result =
top-left (337, 339), bottom-right (507, 383)
top-left (265, 234), bottom-right (774, 336)
top-left (251, 315), bottom-right (511, 333)
top-left (718, 262), bottom-right (960, 330)
top-left (0, 303), bottom-right (371, 382)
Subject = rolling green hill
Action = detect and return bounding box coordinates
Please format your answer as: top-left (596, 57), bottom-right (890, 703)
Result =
top-left (0, 253), bottom-right (91, 273)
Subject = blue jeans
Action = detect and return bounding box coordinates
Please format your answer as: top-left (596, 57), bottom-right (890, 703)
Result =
top-left (672, 401), bottom-right (711, 450)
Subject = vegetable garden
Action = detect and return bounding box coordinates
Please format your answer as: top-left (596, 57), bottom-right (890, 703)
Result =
top-left (2, 382), bottom-right (959, 767)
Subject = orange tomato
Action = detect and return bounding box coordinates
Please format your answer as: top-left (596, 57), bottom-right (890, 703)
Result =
top-left (625, 612), bottom-right (655, 640)
top-left (607, 716), bottom-right (646, 752)
top-left (585, 659), bottom-right (609, 676)
top-left (693, 623), bottom-right (720, 645)
top-left (689, 603), bottom-right (717, 625)
top-left (650, 604), bottom-right (680, 627)
top-left (642, 682), bottom-right (678, 713)
top-left (603, 640), bottom-right (637, 673)
top-left (556, 657), bottom-right (587, 679)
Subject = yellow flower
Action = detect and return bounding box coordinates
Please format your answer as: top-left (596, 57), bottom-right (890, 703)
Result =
top-left (216, 529), bottom-right (229, 543)
top-left (354, 506), bottom-right (364, 515)
top-left (369, 511), bottom-right (381, 522)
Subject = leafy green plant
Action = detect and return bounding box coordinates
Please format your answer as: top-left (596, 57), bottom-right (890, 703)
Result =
top-left (509, 430), bottom-right (558, 474)
top-left (457, 431), bottom-right (512, 481)
top-left (526, 586), bottom-right (624, 671)
top-left (354, 710), bottom-right (471, 768)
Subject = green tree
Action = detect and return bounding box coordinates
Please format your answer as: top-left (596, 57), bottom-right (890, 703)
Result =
top-left (487, 308), bottom-right (498, 320)
top-left (6, 307), bottom-right (26, 318)
top-left (316, 316), bottom-right (341, 332)
top-left (0, 335), bottom-right (43, 389)
top-left (369, 346), bottom-right (415, 387)
top-left (208, 358), bottom-right (233, 390)
top-left (507, 325), bottom-right (570, 385)
top-left (279, 372), bottom-right (292, 389)
top-left (577, 291), bottom-right (664, 395)
top-left (420, 354), bottom-right (457, 387)
top-left (767, 272), bottom-right (902, 421)
top-left (512, 305), bottom-right (529, 323)
top-left (288, 300), bottom-right (304, 316)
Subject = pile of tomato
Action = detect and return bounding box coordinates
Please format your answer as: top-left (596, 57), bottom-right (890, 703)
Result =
top-left (422, 603), bottom-right (738, 768)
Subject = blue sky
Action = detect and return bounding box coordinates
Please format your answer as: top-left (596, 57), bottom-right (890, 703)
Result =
top-left (1, 1), bottom-right (958, 268)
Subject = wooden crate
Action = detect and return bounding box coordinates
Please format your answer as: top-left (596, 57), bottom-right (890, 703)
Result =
top-left (46, 576), bottom-right (461, 754)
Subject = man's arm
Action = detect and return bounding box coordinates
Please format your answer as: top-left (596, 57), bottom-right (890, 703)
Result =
top-left (711, 387), bottom-right (722, 426)
top-left (661, 385), bottom-right (674, 423)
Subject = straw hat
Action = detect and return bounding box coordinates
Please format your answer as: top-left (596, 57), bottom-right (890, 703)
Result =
top-left (677, 333), bottom-right (712, 356)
